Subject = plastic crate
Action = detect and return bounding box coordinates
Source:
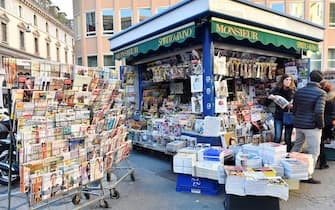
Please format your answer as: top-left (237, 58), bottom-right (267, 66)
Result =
top-left (325, 147), bottom-right (335, 161)
top-left (176, 174), bottom-right (220, 195)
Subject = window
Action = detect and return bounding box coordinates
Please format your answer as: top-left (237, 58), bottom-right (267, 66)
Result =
top-left (0, 0), bottom-right (5, 9)
top-left (104, 55), bottom-right (115, 67)
top-left (33, 14), bottom-right (37, 26)
top-left (77, 57), bottom-right (82, 65)
top-left (65, 51), bottom-right (68, 64)
top-left (102, 10), bottom-right (114, 35)
top-left (34, 37), bottom-right (39, 54)
top-left (289, 1), bottom-right (304, 19)
top-left (19, 5), bottom-right (22, 18)
top-left (86, 12), bottom-right (96, 36)
top-left (120, 9), bottom-right (132, 30)
top-left (270, 2), bottom-right (285, 13)
top-left (309, 1), bottom-right (324, 25)
top-left (19, 31), bottom-right (24, 49)
top-left (46, 42), bottom-right (50, 58)
top-left (139, 8), bottom-right (151, 22)
top-left (157, 7), bottom-right (168, 14)
top-left (1, 22), bottom-right (7, 42)
top-left (310, 51), bottom-right (322, 71)
top-left (56, 28), bottom-right (58, 38)
top-left (87, 55), bottom-right (97, 67)
top-left (56, 47), bottom-right (60, 62)
top-left (64, 33), bottom-right (67, 42)
top-left (329, 49), bottom-right (335, 69)
top-left (330, 2), bottom-right (335, 27)
top-left (46, 22), bottom-right (49, 32)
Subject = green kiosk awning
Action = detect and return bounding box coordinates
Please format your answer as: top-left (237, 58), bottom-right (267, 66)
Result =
top-left (211, 17), bottom-right (319, 52)
top-left (115, 22), bottom-right (195, 60)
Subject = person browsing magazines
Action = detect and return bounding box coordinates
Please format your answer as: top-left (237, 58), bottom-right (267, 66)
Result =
top-left (316, 80), bottom-right (335, 170)
top-left (267, 74), bottom-right (296, 151)
top-left (291, 70), bottom-right (326, 184)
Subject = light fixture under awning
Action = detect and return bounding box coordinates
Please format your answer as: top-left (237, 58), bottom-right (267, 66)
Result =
top-left (114, 22), bottom-right (195, 60)
top-left (211, 17), bottom-right (319, 52)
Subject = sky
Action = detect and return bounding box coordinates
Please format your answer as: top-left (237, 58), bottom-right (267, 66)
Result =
top-left (51, 0), bottom-right (73, 19)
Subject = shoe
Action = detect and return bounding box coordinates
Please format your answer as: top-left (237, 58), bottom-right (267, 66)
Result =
top-left (300, 178), bottom-right (321, 184)
top-left (319, 164), bottom-right (329, 170)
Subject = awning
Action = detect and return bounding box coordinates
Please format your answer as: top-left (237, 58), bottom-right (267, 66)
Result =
top-left (114, 22), bottom-right (195, 60)
top-left (211, 17), bottom-right (319, 52)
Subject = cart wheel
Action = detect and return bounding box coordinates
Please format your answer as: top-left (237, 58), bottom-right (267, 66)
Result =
top-left (99, 199), bottom-right (109, 208)
top-left (130, 173), bottom-right (135, 182)
top-left (72, 194), bottom-right (81, 205)
top-left (110, 189), bottom-right (120, 199)
top-left (83, 192), bottom-right (90, 200)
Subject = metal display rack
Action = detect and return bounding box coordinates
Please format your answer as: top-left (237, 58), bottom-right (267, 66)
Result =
top-left (1, 58), bottom-right (135, 210)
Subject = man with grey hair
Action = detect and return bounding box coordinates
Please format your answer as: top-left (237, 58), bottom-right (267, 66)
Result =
top-left (291, 70), bottom-right (326, 184)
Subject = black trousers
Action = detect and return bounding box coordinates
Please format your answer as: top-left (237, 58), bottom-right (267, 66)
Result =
top-left (318, 124), bottom-right (332, 167)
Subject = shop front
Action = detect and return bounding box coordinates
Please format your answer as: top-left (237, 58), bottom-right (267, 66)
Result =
top-left (109, 0), bottom-right (324, 153)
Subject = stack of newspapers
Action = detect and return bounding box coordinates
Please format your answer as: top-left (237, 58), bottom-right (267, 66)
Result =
top-left (281, 158), bottom-right (308, 180)
top-left (261, 142), bottom-right (287, 165)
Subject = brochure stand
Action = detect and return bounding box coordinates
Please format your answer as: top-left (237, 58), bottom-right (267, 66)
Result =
top-left (2, 58), bottom-right (134, 209)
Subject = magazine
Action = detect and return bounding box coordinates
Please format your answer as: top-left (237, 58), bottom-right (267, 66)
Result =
top-left (30, 174), bottom-right (42, 205)
top-left (41, 171), bottom-right (62, 200)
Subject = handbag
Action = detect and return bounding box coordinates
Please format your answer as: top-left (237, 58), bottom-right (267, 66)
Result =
top-left (283, 110), bottom-right (294, 125)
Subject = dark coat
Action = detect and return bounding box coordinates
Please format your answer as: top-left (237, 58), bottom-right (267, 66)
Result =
top-left (324, 91), bottom-right (335, 126)
top-left (293, 82), bottom-right (326, 129)
top-left (266, 87), bottom-right (295, 120)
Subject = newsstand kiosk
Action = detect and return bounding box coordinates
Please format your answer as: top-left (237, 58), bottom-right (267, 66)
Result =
top-left (109, 0), bottom-right (323, 208)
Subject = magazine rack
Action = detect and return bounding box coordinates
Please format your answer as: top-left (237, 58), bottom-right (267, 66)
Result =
top-left (2, 58), bottom-right (134, 209)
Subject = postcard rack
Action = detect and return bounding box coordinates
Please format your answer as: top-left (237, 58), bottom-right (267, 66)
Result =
top-left (2, 58), bottom-right (133, 209)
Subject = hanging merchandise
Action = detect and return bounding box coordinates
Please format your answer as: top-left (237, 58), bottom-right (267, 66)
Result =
top-left (214, 51), bottom-right (227, 76)
top-left (191, 94), bottom-right (203, 113)
top-left (215, 97), bottom-right (228, 113)
top-left (214, 79), bottom-right (229, 97)
top-left (191, 75), bottom-right (203, 93)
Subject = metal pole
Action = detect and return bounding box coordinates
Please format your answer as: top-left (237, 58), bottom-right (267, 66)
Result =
top-left (7, 88), bottom-right (14, 210)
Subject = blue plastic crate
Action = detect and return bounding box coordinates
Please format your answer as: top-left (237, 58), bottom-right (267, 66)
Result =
top-left (176, 174), bottom-right (220, 195)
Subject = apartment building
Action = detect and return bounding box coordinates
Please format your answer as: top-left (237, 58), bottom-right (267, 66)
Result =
top-left (0, 0), bottom-right (75, 64)
top-left (72, 0), bottom-right (180, 69)
top-left (250, 0), bottom-right (335, 71)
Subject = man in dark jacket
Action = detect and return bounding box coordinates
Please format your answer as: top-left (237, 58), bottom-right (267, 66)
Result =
top-left (291, 70), bottom-right (326, 184)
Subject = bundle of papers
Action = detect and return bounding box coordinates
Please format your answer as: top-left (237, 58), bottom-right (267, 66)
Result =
top-left (225, 166), bottom-right (289, 200)
top-left (242, 143), bottom-right (261, 155)
top-left (261, 142), bottom-right (287, 165)
top-left (281, 158), bottom-right (308, 180)
top-left (193, 160), bottom-right (221, 180)
top-left (225, 166), bottom-right (247, 196)
top-left (166, 140), bottom-right (186, 152)
top-left (173, 153), bottom-right (196, 175)
top-left (289, 152), bottom-right (314, 175)
top-left (235, 152), bottom-right (262, 168)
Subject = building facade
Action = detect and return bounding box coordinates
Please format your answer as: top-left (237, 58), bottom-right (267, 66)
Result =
top-left (0, 0), bottom-right (75, 64)
top-left (250, 0), bottom-right (335, 71)
top-left (73, 0), bottom-right (180, 69)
